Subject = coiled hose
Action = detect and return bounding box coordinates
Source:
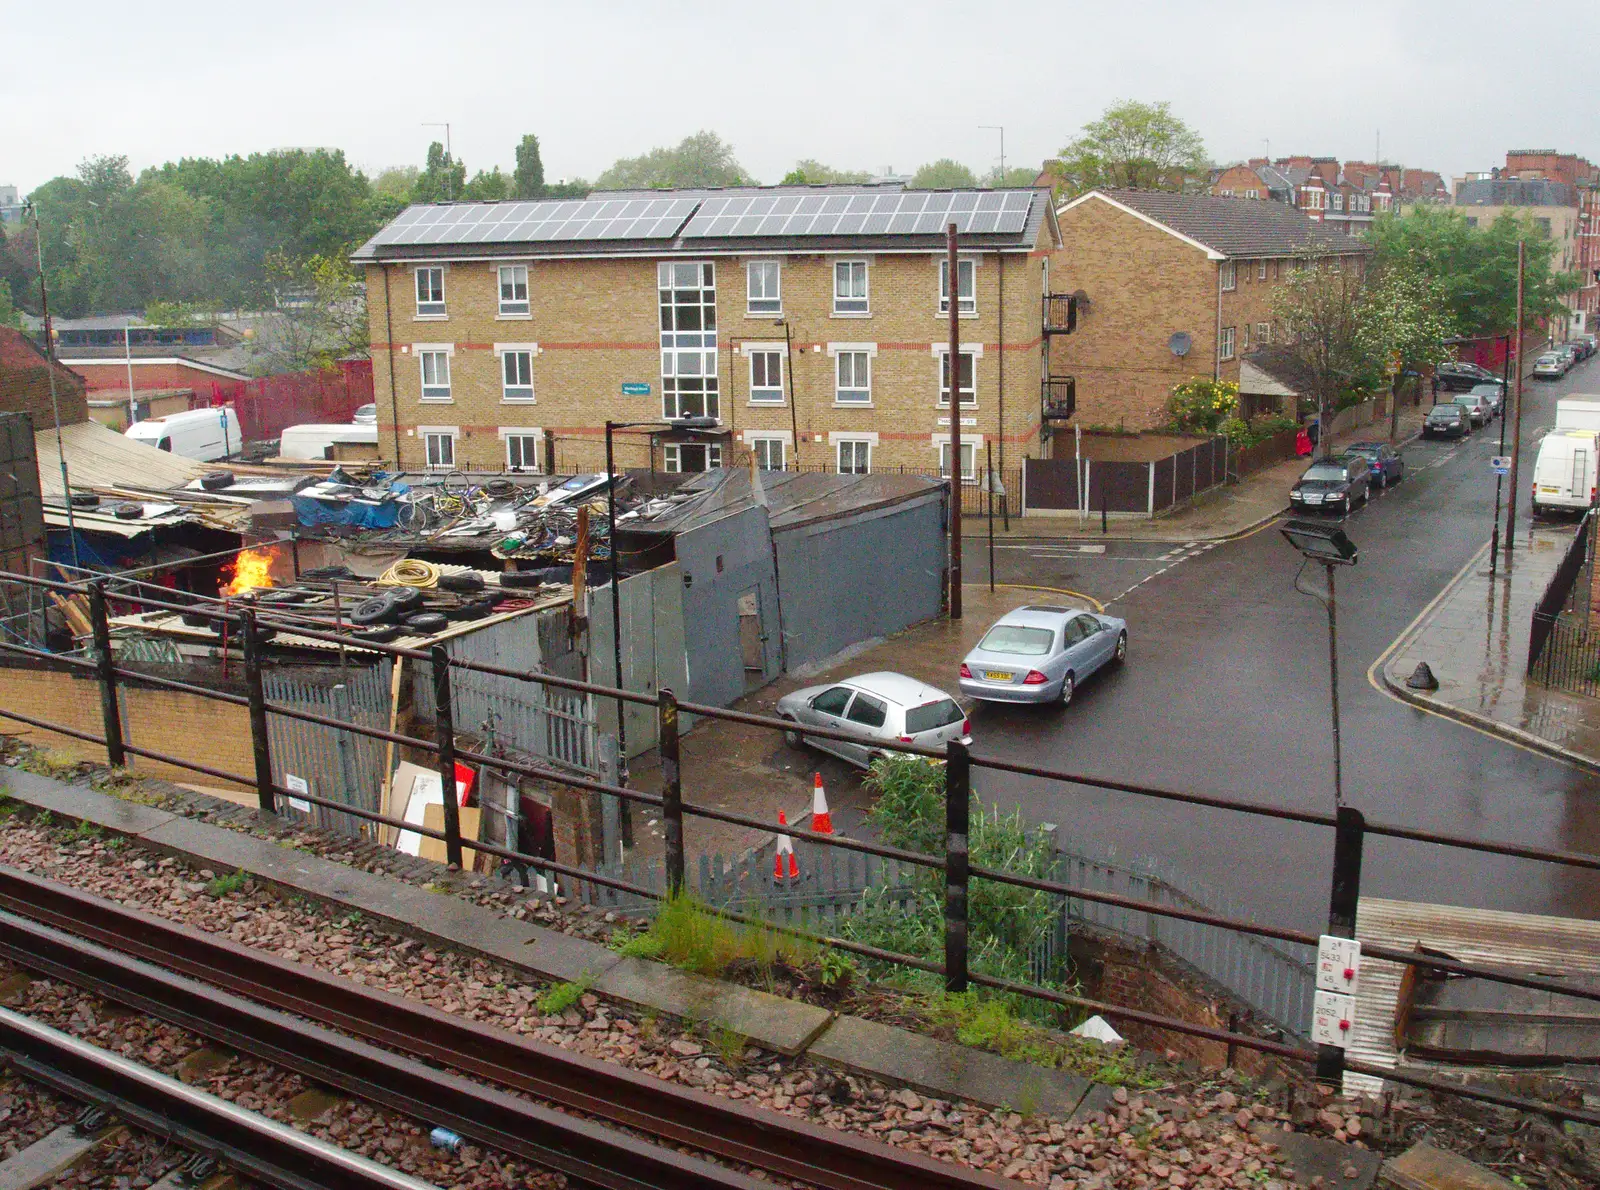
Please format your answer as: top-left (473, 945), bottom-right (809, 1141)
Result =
top-left (376, 558), bottom-right (441, 589)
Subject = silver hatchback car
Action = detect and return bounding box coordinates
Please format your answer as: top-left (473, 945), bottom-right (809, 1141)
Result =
top-left (775, 672), bottom-right (971, 767)
top-left (959, 605), bottom-right (1128, 705)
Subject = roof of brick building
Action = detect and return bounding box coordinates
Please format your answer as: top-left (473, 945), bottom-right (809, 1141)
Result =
top-left (1066, 189), bottom-right (1372, 259)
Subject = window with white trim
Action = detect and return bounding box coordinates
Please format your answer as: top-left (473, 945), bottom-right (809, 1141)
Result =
top-left (419, 350), bottom-right (452, 401)
top-left (939, 258), bottom-right (976, 314)
top-left (501, 350), bottom-right (533, 402)
top-left (938, 350), bottom-right (976, 406)
top-left (498, 265), bottom-right (529, 316)
top-left (746, 261), bottom-right (780, 315)
top-left (835, 351), bottom-right (871, 403)
top-left (749, 350), bottom-right (783, 403)
top-left (1221, 260), bottom-right (1237, 291)
top-left (837, 439), bottom-right (871, 474)
top-left (1219, 326), bottom-right (1236, 361)
top-left (1332, 193), bottom-right (1344, 211)
top-left (658, 262), bottom-right (719, 421)
top-left (505, 432), bottom-right (541, 472)
top-left (834, 260), bottom-right (868, 314)
top-left (1255, 321), bottom-right (1271, 345)
top-left (750, 437), bottom-right (785, 470)
top-left (415, 267), bottom-right (445, 316)
top-left (1258, 259), bottom-right (1268, 281)
top-left (939, 441), bottom-right (976, 482)
top-left (1245, 189), bottom-right (1260, 199)
top-left (663, 443), bottom-right (722, 473)
top-left (424, 430), bottom-right (456, 469)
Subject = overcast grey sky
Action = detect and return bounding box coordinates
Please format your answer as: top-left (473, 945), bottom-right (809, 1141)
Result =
top-left (8, 0), bottom-right (1597, 195)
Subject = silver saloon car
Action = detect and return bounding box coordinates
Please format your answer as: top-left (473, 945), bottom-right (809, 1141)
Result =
top-left (775, 672), bottom-right (970, 768)
top-left (959, 605), bottom-right (1128, 705)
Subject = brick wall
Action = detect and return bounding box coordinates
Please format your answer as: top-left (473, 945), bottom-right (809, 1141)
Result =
top-left (0, 364), bottom-right (89, 426)
top-left (1210, 165), bottom-right (1265, 198)
top-left (66, 360), bottom-right (238, 394)
top-left (367, 230), bottom-right (1055, 476)
top-left (1048, 199), bottom-right (1218, 433)
top-left (0, 663), bottom-right (253, 789)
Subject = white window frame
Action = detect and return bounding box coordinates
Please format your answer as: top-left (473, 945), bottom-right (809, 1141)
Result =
top-left (497, 264), bottom-right (529, 317)
top-left (1219, 326), bottom-right (1236, 361)
top-left (936, 347), bottom-right (978, 407)
top-left (749, 436), bottom-right (786, 470)
top-left (833, 260), bottom-right (869, 315)
top-left (420, 426), bottom-right (457, 469)
top-left (935, 438), bottom-right (979, 483)
top-left (663, 442), bottom-right (723, 473)
top-left (938, 257), bottom-right (977, 316)
top-left (1255, 321), bottom-right (1272, 345)
top-left (415, 267), bottom-right (445, 317)
top-left (417, 345), bottom-right (454, 402)
top-left (835, 437), bottom-right (873, 474)
top-left (1220, 260), bottom-right (1237, 291)
top-left (1332, 193), bottom-right (1344, 211)
top-left (833, 349), bottom-right (872, 405)
top-left (1245, 189), bottom-right (1260, 199)
top-left (1258, 260), bottom-right (1268, 281)
top-left (498, 346), bottom-right (535, 403)
top-left (746, 260), bottom-right (781, 316)
top-left (747, 349), bottom-right (784, 404)
top-left (658, 260), bottom-right (720, 422)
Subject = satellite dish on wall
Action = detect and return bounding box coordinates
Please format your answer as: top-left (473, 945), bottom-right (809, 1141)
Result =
top-left (1169, 332), bottom-right (1193, 357)
top-left (1072, 289), bottom-right (1092, 316)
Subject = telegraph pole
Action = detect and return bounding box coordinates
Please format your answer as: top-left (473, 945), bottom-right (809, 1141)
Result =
top-left (948, 223), bottom-right (963, 620)
top-left (1504, 240), bottom-right (1527, 570)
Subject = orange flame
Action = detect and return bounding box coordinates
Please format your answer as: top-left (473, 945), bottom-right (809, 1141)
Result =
top-left (222, 547), bottom-right (278, 597)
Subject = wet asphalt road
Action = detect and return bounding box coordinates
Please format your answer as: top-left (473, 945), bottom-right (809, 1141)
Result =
top-left (960, 358), bottom-right (1600, 936)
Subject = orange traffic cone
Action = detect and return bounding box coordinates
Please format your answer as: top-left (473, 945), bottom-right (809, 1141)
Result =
top-left (810, 772), bottom-right (834, 836)
top-left (774, 810), bottom-right (799, 882)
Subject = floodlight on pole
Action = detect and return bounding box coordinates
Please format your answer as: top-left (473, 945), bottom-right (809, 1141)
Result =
top-left (1282, 519), bottom-right (1357, 812)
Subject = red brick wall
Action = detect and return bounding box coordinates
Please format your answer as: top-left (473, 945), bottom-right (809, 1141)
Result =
top-left (66, 360), bottom-right (238, 394)
top-left (0, 364), bottom-right (90, 426)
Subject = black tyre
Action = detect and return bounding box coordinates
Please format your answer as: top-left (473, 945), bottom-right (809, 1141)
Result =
top-left (498, 571), bottom-right (545, 589)
top-left (200, 471), bottom-right (235, 491)
top-left (112, 502), bottom-right (144, 520)
top-left (1059, 673), bottom-right (1075, 707)
top-left (448, 599), bottom-right (492, 622)
top-left (350, 592), bottom-right (400, 626)
top-left (782, 720), bottom-right (803, 748)
top-left (439, 572), bottom-right (485, 593)
top-left (68, 493), bottom-right (100, 509)
top-left (1114, 633), bottom-right (1128, 664)
top-left (388, 586), bottom-right (426, 612)
top-left (402, 611), bottom-right (449, 634)
top-left (352, 624), bottom-right (400, 644)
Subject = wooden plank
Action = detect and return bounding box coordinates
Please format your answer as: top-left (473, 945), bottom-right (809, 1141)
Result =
top-left (1380, 1142), bottom-right (1516, 1190)
top-left (0, 1124), bottom-right (119, 1190)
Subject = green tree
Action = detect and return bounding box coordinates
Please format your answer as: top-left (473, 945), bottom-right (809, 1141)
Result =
top-left (412, 142), bottom-right (466, 203)
top-left (981, 165), bottom-right (1041, 188)
top-left (909, 159), bottom-right (977, 189)
top-left (1051, 100), bottom-right (1209, 197)
top-left (1358, 261), bottom-right (1457, 440)
top-left (594, 131), bottom-right (750, 190)
top-left (1272, 257), bottom-right (1375, 456)
top-left (780, 159), bottom-right (871, 185)
top-left (0, 280), bottom-right (20, 330)
top-left (251, 252), bottom-right (366, 375)
top-left (373, 166), bottom-right (419, 202)
top-left (513, 134), bottom-right (547, 199)
top-left (461, 167), bottom-right (509, 200)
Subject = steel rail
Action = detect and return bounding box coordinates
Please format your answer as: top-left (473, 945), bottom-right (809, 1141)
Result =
top-left (0, 1007), bottom-right (439, 1190)
top-left (0, 908), bottom-right (771, 1190)
top-left (0, 870), bottom-right (1010, 1190)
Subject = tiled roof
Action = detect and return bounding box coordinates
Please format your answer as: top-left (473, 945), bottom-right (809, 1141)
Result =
top-left (1085, 189), bottom-right (1372, 258)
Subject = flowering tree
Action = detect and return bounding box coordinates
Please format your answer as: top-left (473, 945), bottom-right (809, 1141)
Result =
top-left (1166, 377), bottom-right (1238, 433)
top-left (1271, 258), bottom-right (1372, 457)
top-left (1358, 262), bottom-right (1457, 440)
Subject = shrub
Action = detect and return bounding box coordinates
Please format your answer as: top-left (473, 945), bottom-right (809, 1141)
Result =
top-left (1166, 378), bottom-right (1239, 433)
top-left (1222, 413), bottom-right (1298, 449)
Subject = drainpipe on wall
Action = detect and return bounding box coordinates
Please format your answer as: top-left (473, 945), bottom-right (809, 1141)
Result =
top-left (996, 252), bottom-right (1005, 483)
top-left (382, 263), bottom-right (402, 465)
top-left (1213, 261), bottom-right (1224, 382)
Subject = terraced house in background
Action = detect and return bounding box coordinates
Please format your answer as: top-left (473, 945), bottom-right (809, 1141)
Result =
top-left (352, 184), bottom-right (1066, 478)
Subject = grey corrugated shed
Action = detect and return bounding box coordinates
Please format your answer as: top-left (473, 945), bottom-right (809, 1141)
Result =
top-left (628, 470), bottom-right (944, 537)
top-left (1089, 189), bottom-right (1372, 258)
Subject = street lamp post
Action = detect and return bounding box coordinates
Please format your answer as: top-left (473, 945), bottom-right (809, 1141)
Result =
top-left (603, 416), bottom-right (719, 773)
top-left (1281, 520), bottom-right (1359, 807)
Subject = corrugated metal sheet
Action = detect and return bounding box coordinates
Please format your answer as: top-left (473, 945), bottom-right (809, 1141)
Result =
top-left (1346, 897), bottom-right (1600, 1096)
top-left (33, 420), bottom-right (213, 497)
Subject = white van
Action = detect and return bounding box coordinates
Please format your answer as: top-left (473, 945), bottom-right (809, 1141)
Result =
top-left (278, 423), bottom-right (379, 460)
top-left (1555, 397), bottom-right (1600, 433)
top-left (1531, 430), bottom-right (1600, 515)
top-left (124, 407), bottom-right (240, 461)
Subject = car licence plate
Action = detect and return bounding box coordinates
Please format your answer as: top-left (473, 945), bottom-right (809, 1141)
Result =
top-left (984, 670), bottom-right (1012, 682)
top-left (1302, 494), bottom-right (1323, 504)
top-left (1541, 485), bottom-right (1560, 493)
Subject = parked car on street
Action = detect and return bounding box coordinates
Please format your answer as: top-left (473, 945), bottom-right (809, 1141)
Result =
top-left (125, 407), bottom-right (241, 461)
top-left (776, 672), bottom-right (970, 767)
top-left (1422, 403), bottom-right (1470, 438)
top-left (1436, 361), bottom-right (1499, 392)
top-left (1534, 352), bottom-right (1569, 380)
top-left (1555, 345), bottom-right (1580, 371)
top-left (1450, 391), bottom-right (1493, 426)
top-left (1576, 335), bottom-right (1599, 359)
top-left (1344, 441), bottom-right (1405, 488)
top-left (1289, 457), bottom-right (1371, 513)
top-left (958, 605), bottom-right (1128, 706)
top-left (352, 404), bottom-right (377, 424)
top-left (1469, 382), bottom-right (1505, 415)
top-left (1566, 339), bottom-right (1596, 362)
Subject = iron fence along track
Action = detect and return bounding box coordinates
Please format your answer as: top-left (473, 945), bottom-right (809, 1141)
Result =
top-left (5, 569), bottom-right (1600, 1125)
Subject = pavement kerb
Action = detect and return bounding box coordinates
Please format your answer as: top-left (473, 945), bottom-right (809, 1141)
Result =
top-left (0, 767), bottom-right (1101, 1116)
top-left (1366, 539), bottom-right (1600, 777)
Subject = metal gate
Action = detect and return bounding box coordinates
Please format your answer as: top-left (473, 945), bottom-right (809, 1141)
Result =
top-left (265, 662), bottom-right (393, 837)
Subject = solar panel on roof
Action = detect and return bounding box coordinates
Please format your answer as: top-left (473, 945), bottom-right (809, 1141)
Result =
top-left (366, 196), bottom-right (698, 247)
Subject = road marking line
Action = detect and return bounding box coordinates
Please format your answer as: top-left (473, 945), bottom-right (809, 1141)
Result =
top-left (995, 583), bottom-right (1106, 612)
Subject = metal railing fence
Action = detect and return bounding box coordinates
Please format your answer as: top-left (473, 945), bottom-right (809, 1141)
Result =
top-left (3, 566), bottom-right (1600, 1127)
top-left (1528, 509), bottom-right (1595, 671)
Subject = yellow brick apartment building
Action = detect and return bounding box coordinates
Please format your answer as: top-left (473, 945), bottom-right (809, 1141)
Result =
top-left (353, 185), bottom-right (1064, 478)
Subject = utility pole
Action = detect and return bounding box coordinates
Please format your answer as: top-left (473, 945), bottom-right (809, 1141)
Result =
top-left (947, 223), bottom-right (963, 620)
top-left (980, 126), bottom-right (1005, 183)
top-left (423, 122), bottom-right (454, 200)
top-left (24, 201), bottom-right (80, 569)
top-left (1505, 240), bottom-right (1527, 570)
top-left (1489, 334), bottom-right (1511, 576)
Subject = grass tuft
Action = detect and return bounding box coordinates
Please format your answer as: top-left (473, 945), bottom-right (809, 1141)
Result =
top-left (206, 870), bottom-right (248, 898)
top-left (535, 974), bottom-right (593, 1016)
top-left (629, 892), bottom-right (813, 979)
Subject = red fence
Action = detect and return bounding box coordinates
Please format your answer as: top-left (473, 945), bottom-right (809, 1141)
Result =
top-left (207, 361), bottom-right (373, 443)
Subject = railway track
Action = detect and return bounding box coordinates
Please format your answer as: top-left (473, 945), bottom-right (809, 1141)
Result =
top-left (0, 864), bottom-right (1011, 1190)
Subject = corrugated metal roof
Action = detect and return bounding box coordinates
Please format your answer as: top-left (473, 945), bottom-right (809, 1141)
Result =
top-left (34, 419), bottom-right (213, 498)
top-left (626, 470), bottom-right (944, 536)
top-left (1345, 897), bottom-right (1600, 1096)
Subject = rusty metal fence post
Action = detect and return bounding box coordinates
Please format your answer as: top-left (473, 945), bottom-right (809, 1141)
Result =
top-left (239, 607), bottom-right (276, 814)
top-left (945, 739), bottom-right (971, 993)
top-left (1317, 804), bottom-right (1365, 1083)
top-left (658, 688), bottom-right (684, 895)
top-left (430, 644), bottom-right (464, 870)
top-left (86, 582), bottom-right (125, 769)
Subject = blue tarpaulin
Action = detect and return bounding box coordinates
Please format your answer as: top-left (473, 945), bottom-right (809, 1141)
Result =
top-left (291, 479), bottom-right (410, 530)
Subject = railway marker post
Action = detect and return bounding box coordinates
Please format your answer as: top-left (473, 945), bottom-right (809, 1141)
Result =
top-left (945, 739), bottom-right (971, 993)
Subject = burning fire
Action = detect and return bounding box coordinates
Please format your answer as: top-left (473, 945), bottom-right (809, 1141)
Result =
top-left (222, 547), bottom-right (278, 597)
